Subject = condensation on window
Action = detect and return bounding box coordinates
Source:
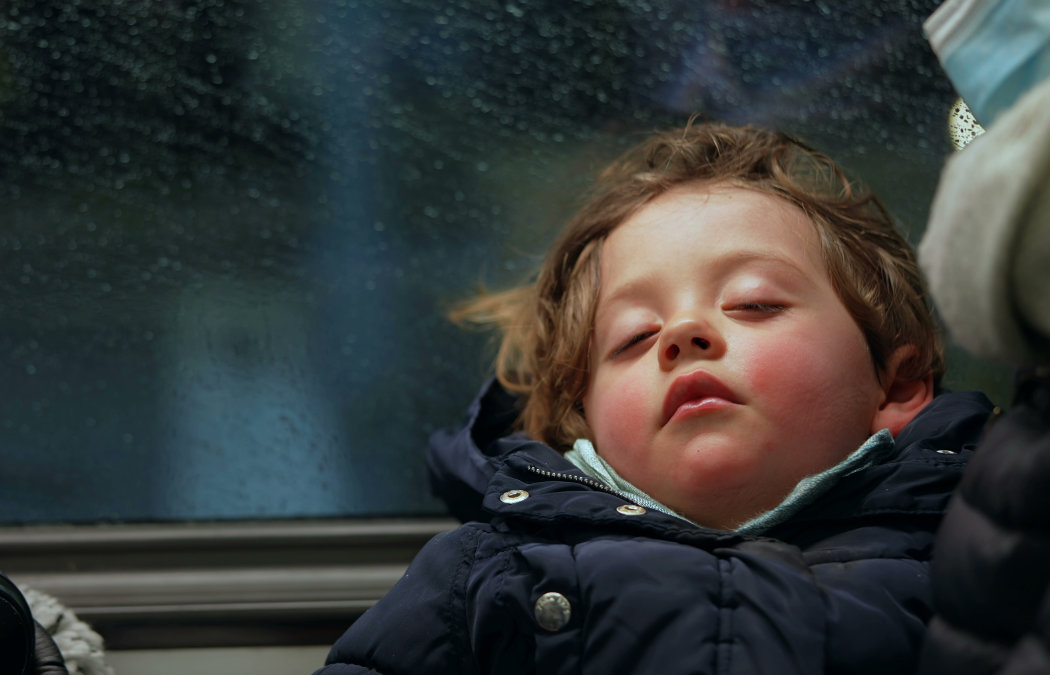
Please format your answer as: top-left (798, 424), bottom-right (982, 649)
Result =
top-left (0, 0), bottom-right (1010, 523)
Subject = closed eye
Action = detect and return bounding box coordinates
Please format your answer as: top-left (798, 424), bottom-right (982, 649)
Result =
top-left (734, 302), bottom-right (786, 313)
top-left (610, 331), bottom-right (657, 358)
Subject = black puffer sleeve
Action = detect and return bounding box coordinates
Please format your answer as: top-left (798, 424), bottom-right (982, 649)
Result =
top-left (919, 370), bottom-right (1050, 674)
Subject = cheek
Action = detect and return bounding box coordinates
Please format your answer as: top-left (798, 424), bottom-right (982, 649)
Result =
top-left (736, 329), bottom-right (812, 387)
top-left (584, 372), bottom-right (650, 449)
top-left (738, 327), bottom-right (877, 423)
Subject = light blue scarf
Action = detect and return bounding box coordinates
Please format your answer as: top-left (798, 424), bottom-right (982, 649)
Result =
top-left (564, 429), bottom-right (895, 535)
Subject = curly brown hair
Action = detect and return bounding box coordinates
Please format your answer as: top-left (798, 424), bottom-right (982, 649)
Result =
top-left (455, 122), bottom-right (943, 451)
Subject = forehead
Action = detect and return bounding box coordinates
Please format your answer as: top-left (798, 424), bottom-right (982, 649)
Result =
top-left (600, 184), bottom-right (825, 287)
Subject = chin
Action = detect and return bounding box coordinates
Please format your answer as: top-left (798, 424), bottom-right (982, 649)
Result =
top-left (677, 440), bottom-right (764, 486)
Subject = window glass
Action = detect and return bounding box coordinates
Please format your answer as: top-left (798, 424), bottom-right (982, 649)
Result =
top-left (0, 0), bottom-right (1011, 523)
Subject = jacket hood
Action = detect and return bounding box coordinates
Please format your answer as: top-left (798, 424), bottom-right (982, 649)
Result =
top-left (428, 377), bottom-right (995, 526)
top-left (427, 378), bottom-right (558, 523)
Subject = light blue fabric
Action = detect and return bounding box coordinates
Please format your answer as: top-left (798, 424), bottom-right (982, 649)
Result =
top-left (734, 429), bottom-right (895, 534)
top-left (565, 438), bottom-right (674, 516)
top-left (925, 0), bottom-right (1050, 126)
top-left (565, 429), bottom-right (896, 535)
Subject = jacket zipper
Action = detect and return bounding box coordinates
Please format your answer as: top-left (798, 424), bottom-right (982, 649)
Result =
top-left (525, 465), bottom-right (626, 498)
top-left (525, 465), bottom-right (718, 535)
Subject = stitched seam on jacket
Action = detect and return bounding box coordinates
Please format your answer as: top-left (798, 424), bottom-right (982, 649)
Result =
top-left (493, 507), bottom-right (745, 543)
top-left (489, 547), bottom-right (514, 669)
top-left (570, 542), bottom-right (585, 672)
top-left (898, 457), bottom-right (965, 467)
top-left (802, 551), bottom-right (829, 674)
top-left (471, 538), bottom-right (527, 673)
top-left (716, 556), bottom-right (733, 675)
top-left (448, 525), bottom-right (483, 675)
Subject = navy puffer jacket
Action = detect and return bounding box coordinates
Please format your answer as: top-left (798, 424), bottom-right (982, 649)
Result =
top-left (317, 379), bottom-right (992, 675)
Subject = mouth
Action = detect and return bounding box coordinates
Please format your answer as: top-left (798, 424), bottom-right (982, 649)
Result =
top-left (661, 369), bottom-right (740, 426)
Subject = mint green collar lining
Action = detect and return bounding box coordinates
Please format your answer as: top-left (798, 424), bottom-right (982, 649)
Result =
top-left (564, 429), bottom-right (895, 535)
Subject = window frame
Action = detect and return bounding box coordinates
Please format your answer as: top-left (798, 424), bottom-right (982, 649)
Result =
top-left (1, 517), bottom-right (456, 649)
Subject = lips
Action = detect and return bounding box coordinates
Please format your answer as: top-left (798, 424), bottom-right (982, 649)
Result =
top-left (661, 369), bottom-right (740, 426)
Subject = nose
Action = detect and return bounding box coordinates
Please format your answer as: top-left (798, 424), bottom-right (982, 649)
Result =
top-left (658, 318), bottom-right (720, 369)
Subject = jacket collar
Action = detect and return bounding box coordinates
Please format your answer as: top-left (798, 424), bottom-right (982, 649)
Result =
top-left (429, 378), bottom-right (994, 534)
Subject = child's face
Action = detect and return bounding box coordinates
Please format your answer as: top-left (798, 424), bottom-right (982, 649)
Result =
top-left (583, 184), bottom-right (888, 529)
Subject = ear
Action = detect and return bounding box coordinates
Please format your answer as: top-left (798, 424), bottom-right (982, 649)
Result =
top-left (870, 345), bottom-right (935, 437)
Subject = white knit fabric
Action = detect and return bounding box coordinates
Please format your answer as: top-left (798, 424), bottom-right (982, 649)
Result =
top-left (920, 75), bottom-right (1050, 365)
top-left (23, 586), bottom-right (114, 675)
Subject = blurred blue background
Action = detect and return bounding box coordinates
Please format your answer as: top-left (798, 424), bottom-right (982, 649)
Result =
top-left (0, 0), bottom-right (1011, 523)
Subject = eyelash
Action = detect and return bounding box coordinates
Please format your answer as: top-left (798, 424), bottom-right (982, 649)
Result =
top-left (610, 331), bottom-right (656, 358)
top-left (733, 302), bottom-right (786, 313)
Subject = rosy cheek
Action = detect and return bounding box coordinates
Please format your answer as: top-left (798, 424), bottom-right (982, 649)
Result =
top-left (745, 350), bottom-right (813, 394)
top-left (736, 333), bottom-right (838, 406)
top-left (738, 327), bottom-right (874, 432)
top-left (586, 377), bottom-right (649, 448)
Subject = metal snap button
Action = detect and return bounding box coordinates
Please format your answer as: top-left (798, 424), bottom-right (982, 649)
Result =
top-left (534, 591), bottom-right (572, 631)
top-left (616, 504), bottom-right (646, 516)
top-left (935, 449), bottom-right (957, 455)
top-left (500, 489), bottom-right (530, 504)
